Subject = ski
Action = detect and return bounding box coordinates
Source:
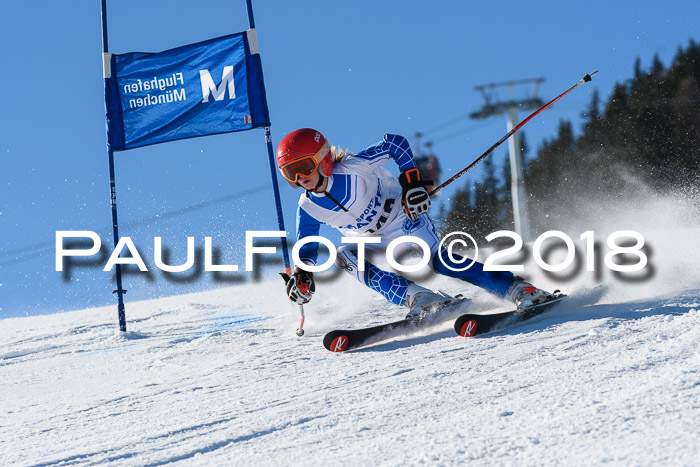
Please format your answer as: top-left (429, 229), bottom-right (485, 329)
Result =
top-left (454, 294), bottom-right (567, 337)
top-left (324, 297), bottom-right (468, 352)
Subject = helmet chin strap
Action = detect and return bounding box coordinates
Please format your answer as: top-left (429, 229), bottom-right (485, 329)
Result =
top-left (312, 173), bottom-right (325, 192)
top-left (300, 172), bottom-right (324, 193)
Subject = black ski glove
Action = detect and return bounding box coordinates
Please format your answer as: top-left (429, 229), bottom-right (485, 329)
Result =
top-left (283, 267), bottom-right (315, 304)
top-left (399, 168), bottom-right (433, 221)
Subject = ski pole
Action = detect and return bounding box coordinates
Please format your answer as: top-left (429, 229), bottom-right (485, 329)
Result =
top-left (296, 304), bottom-right (305, 337)
top-left (429, 70), bottom-right (598, 197)
top-left (281, 271), bottom-right (306, 337)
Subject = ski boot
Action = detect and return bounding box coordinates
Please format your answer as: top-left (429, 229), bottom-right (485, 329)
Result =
top-left (505, 277), bottom-right (561, 311)
top-left (405, 284), bottom-right (454, 319)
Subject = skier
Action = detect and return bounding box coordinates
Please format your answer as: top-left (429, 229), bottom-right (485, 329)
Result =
top-left (277, 128), bottom-right (555, 317)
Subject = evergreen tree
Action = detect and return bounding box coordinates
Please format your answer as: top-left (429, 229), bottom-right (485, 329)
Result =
top-left (440, 41), bottom-right (700, 235)
top-left (471, 157), bottom-right (501, 240)
top-left (441, 179), bottom-right (473, 237)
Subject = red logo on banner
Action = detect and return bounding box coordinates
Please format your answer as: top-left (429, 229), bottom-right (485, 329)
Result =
top-left (330, 335), bottom-right (348, 352)
top-left (460, 320), bottom-right (478, 337)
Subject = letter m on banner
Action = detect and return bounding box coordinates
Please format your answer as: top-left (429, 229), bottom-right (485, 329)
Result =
top-left (200, 67), bottom-right (235, 102)
top-left (104, 30), bottom-right (269, 151)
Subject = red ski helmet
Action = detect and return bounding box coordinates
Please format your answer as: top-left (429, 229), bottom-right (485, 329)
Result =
top-left (276, 128), bottom-right (333, 188)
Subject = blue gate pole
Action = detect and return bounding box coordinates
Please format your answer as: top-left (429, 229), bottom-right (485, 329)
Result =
top-left (245, 0), bottom-right (291, 273)
top-left (264, 127), bottom-right (292, 272)
top-left (101, 0), bottom-right (127, 332)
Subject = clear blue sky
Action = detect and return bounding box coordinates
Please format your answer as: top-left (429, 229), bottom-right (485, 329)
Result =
top-left (1, 0), bottom-right (697, 318)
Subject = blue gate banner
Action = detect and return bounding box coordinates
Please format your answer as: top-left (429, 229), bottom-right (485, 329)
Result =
top-left (104, 31), bottom-right (270, 151)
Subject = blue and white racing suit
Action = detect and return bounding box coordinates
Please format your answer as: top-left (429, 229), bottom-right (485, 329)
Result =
top-left (295, 134), bottom-right (514, 307)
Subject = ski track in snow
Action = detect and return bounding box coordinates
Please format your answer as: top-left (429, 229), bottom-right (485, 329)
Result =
top-left (3, 221), bottom-right (700, 465)
top-left (1, 281), bottom-right (699, 466)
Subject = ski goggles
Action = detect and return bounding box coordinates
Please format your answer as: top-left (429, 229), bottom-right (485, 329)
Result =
top-left (279, 141), bottom-right (330, 184)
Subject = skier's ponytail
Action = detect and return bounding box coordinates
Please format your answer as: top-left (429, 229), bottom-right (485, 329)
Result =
top-left (331, 145), bottom-right (349, 164)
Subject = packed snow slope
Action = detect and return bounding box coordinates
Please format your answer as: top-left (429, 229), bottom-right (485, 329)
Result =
top-left (2, 215), bottom-right (700, 465)
top-left (2, 283), bottom-right (699, 466)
